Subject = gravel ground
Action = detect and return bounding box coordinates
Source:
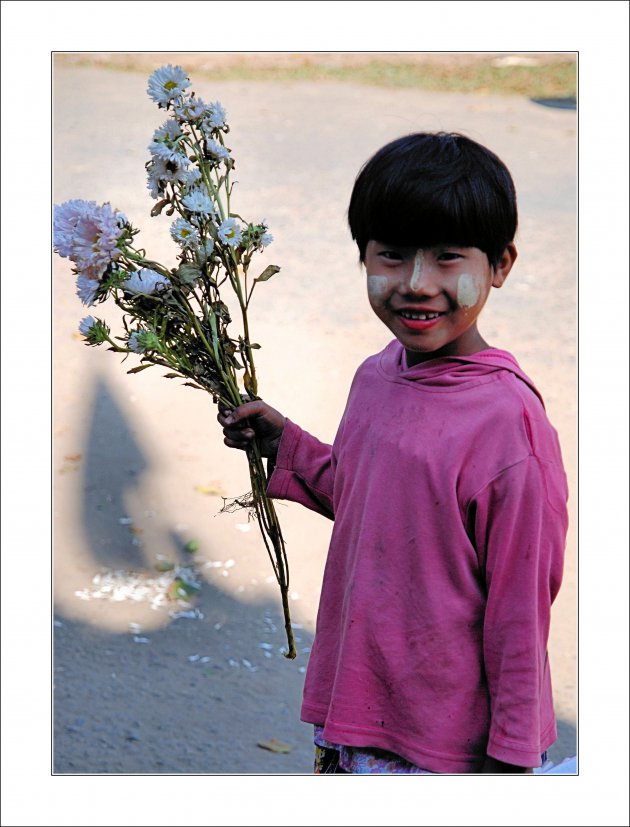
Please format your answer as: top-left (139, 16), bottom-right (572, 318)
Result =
top-left (52, 60), bottom-right (576, 776)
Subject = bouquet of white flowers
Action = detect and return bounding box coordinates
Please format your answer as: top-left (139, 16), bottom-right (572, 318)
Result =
top-left (53, 64), bottom-right (296, 658)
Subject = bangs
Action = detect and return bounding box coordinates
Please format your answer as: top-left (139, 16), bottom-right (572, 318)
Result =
top-left (365, 176), bottom-right (487, 251)
top-left (348, 132), bottom-right (517, 266)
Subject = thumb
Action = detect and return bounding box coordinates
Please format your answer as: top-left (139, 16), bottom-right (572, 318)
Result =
top-left (224, 399), bottom-right (267, 424)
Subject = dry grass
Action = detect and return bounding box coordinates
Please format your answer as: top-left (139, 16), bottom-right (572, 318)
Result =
top-left (54, 52), bottom-right (576, 99)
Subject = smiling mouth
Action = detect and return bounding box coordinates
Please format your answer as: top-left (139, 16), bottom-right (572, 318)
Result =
top-left (397, 309), bottom-right (444, 321)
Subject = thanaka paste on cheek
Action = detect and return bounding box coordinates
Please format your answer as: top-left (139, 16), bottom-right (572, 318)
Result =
top-left (456, 273), bottom-right (480, 310)
top-left (367, 275), bottom-right (390, 303)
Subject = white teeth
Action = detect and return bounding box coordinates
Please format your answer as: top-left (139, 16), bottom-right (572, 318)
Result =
top-left (399, 310), bottom-right (441, 320)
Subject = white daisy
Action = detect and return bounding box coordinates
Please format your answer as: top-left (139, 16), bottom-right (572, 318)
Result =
top-left (76, 274), bottom-right (99, 306)
top-left (122, 268), bottom-right (171, 295)
top-left (205, 138), bottom-right (231, 163)
top-left (182, 168), bottom-right (202, 189)
top-left (170, 218), bottom-right (200, 248)
top-left (181, 188), bottom-right (215, 217)
top-left (147, 65), bottom-right (191, 107)
top-left (153, 118), bottom-right (182, 142)
top-left (146, 155), bottom-right (189, 199)
top-left (218, 218), bottom-right (243, 248)
top-left (174, 95), bottom-right (207, 122)
top-left (148, 139), bottom-right (190, 166)
top-left (207, 101), bottom-right (227, 129)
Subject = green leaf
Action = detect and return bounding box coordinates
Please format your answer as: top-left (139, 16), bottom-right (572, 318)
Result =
top-left (254, 265), bottom-right (280, 283)
top-left (176, 263), bottom-right (202, 284)
top-left (184, 540), bottom-right (200, 554)
top-left (127, 364), bottom-right (153, 374)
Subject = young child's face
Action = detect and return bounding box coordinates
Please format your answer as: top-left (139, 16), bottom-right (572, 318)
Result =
top-left (365, 240), bottom-right (514, 366)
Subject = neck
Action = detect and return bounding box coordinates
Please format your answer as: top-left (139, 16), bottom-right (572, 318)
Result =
top-left (405, 330), bottom-right (490, 367)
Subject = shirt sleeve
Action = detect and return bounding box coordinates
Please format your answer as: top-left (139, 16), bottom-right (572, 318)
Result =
top-left (266, 419), bottom-right (336, 520)
top-left (470, 455), bottom-right (568, 767)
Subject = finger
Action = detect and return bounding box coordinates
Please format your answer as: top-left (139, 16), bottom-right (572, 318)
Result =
top-left (223, 436), bottom-right (249, 451)
top-left (223, 427), bottom-right (255, 446)
top-left (223, 426), bottom-right (255, 442)
top-left (223, 400), bottom-right (268, 425)
top-left (217, 409), bottom-right (235, 426)
top-left (221, 419), bottom-right (254, 436)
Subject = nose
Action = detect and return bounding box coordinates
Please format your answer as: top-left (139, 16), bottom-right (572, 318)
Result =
top-left (400, 250), bottom-right (439, 295)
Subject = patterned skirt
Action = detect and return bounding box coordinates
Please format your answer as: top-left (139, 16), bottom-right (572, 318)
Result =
top-left (313, 726), bottom-right (432, 774)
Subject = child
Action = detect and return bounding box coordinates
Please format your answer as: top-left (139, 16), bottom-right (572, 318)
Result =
top-left (218, 132), bottom-right (569, 774)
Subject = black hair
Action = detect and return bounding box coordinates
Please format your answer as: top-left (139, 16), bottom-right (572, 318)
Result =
top-left (347, 132), bottom-right (517, 268)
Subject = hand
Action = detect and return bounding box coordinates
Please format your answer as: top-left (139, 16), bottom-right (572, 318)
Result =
top-left (217, 400), bottom-right (286, 461)
top-left (480, 756), bottom-right (533, 774)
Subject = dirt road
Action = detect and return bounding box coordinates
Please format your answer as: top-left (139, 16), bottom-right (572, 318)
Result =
top-left (52, 59), bottom-right (576, 774)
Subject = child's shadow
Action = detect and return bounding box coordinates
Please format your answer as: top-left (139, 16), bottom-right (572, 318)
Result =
top-left (80, 374), bottom-right (189, 571)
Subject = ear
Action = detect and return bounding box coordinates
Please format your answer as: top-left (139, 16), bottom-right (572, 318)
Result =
top-left (491, 243), bottom-right (517, 288)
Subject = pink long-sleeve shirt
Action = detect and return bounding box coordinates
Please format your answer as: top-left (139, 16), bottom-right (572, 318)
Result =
top-left (267, 341), bottom-right (568, 773)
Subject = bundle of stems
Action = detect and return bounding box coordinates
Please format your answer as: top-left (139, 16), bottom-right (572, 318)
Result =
top-left (53, 65), bottom-right (296, 658)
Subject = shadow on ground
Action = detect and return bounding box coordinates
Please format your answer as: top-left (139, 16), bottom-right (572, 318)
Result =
top-left (54, 372), bottom-right (315, 774)
top-left (53, 586), bottom-right (314, 774)
top-left (54, 373), bottom-right (576, 774)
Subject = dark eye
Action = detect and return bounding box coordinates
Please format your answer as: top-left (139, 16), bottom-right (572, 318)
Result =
top-left (379, 250), bottom-right (403, 261)
top-left (438, 252), bottom-right (463, 262)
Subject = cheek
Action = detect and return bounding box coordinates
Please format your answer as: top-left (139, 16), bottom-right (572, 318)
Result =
top-left (456, 273), bottom-right (482, 310)
top-left (367, 275), bottom-right (391, 306)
